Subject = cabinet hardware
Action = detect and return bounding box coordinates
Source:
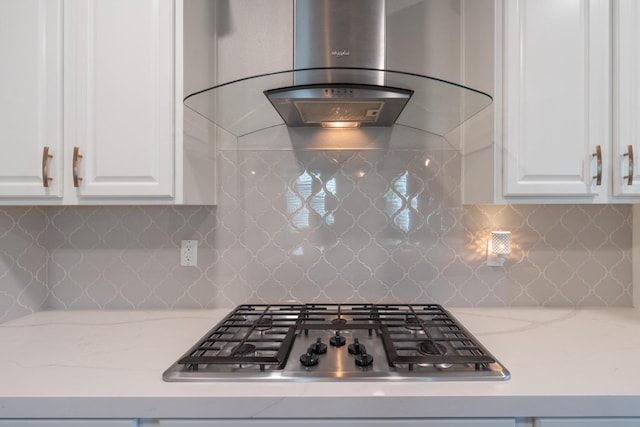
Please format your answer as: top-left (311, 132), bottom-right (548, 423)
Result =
top-left (592, 145), bottom-right (602, 186)
top-left (41, 146), bottom-right (53, 188)
top-left (73, 146), bottom-right (83, 188)
top-left (623, 145), bottom-right (634, 185)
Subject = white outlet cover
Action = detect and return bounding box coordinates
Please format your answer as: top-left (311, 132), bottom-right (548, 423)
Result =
top-left (180, 240), bottom-right (198, 266)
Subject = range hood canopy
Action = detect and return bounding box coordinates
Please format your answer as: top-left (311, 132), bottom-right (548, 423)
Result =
top-left (185, 0), bottom-right (492, 138)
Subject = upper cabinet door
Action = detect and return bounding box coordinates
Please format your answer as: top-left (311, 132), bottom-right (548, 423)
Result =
top-left (64, 0), bottom-right (174, 199)
top-left (613, 0), bottom-right (640, 196)
top-left (0, 0), bottom-right (63, 198)
top-left (502, 0), bottom-right (610, 197)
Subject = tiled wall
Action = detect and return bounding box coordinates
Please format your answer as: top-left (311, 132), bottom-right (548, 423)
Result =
top-left (0, 207), bottom-right (48, 322)
top-left (0, 149), bottom-right (631, 321)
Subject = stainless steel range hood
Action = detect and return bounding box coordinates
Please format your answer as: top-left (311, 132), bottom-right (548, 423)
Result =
top-left (184, 0), bottom-right (492, 138)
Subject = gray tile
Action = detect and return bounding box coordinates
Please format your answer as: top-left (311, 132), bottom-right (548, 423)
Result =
top-left (0, 151), bottom-right (635, 319)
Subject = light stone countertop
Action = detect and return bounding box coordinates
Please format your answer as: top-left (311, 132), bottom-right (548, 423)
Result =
top-left (0, 307), bottom-right (639, 420)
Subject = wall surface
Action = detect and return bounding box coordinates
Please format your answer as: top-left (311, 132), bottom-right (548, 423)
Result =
top-left (0, 0), bottom-right (632, 320)
top-left (0, 148), bottom-right (631, 319)
top-left (0, 207), bottom-right (47, 322)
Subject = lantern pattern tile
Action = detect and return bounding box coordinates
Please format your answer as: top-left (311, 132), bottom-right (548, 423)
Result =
top-left (0, 150), bottom-right (632, 321)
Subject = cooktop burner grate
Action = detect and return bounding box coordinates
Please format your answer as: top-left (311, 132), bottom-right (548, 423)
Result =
top-left (173, 303), bottom-right (502, 375)
top-left (177, 304), bottom-right (304, 370)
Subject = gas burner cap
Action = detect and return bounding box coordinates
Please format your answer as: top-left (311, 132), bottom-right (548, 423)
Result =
top-left (416, 341), bottom-right (452, 369)
top-left (404, 316), bottom-right (424, 331)
top-left (231, 343), bottom-right (257, 357)
top-left (416, 340), bottom-right (446, 356)
top-left (254, 316), bottom-right (273, 331)
top-left (331, 318), bottom-right (347, 326)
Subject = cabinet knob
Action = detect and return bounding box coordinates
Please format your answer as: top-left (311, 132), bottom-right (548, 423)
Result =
top-left (73, 146), bottom-right (83, 188)
top-left (592, 145), bottom-right (602, 186)
top-left (41, 146), bottom-right (53, 188)
top-left (623, 145), bottom-right (634, 186)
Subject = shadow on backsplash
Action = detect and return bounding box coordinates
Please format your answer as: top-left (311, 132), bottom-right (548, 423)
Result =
top-left (0, 149), bottom-right (632, 321)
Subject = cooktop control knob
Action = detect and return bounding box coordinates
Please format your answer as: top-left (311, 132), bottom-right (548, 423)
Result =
top-left (310, 337), bottom-right (327, 354)
top-left (355, 349), bottom-right (374, 367)
top-left (348, 338), bottom-right (365, 355)
top-left (329, 331), bottom-right (346, 347)
top-left (299, 348), bottom-right (319, 367)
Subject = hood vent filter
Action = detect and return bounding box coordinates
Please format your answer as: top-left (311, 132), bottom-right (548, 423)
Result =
top-left (265, 83), bottom-right (413, 128)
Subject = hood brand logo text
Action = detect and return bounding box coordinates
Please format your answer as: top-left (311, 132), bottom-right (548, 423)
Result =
top-left (331, 49), bottom-right (351, 57)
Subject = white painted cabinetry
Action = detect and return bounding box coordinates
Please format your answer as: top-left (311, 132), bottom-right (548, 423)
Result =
top-left (463, 0), bottom-right (640, 204)
top-left (0, 421), bottom-right (136, 427)
top-left (0, 0), bottom-right (216, 205)
top-left (613, 0), bottom-right (640, 196)
top-left (63, 0), bottom-right (175, 201)
top-left (0, 0), bottom-right (175, 204)
top-left (0, 0), bottom-right (64, 199)
top-left (534, 418), bottom-right (640, 427)
top-left (501, 0), bottom-right (610, 199)
top-left (145, 420), bottom-right (515, 426)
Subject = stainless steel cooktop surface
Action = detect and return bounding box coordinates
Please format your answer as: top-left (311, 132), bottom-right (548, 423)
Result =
top-left (163, 304), bottom-right (510, 382)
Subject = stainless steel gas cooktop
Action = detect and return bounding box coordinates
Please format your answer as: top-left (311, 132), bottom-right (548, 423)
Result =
top-left (163, 304), bottom-right (510, 382)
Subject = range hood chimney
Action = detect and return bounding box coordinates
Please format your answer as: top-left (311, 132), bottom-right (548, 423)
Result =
top-left (265, 0), bottom-right (413, 129)
top-left (184, 0), bottom-right (492, 138)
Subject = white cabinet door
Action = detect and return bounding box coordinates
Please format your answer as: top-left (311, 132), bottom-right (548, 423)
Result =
top-left (502, 0), bottom-right (610, 197)
top-left (535, 418), bottom-right (640, 427)
top-left (0, 0), bottom-right (63, 199)
top-left (64, 0), bottom-right (174, 200)
top-left (0, 421), bottom-right (136, 427)
top-left (613, 0), bottom-right (640, 196)
top-left (150, 419), bottom-right (515, 427)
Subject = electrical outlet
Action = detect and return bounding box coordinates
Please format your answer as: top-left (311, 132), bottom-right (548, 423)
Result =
top-left (180, 240), bottom-right (198, 266)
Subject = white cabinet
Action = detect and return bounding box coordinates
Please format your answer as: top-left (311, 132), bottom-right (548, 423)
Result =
top-left (63, 0), bottom-right (174, 201)
top-left (0, 421), bottom-right (136, 427)
top-left (462, 0), bottom-right (640, 204)
top-left (0, 0), bottom-right (64, 199)
top-left (534, 418), bottom-right (640, 427)
top-left (0, 0), bottom-right (175, 204)
top-left (613, 0), bottom-right (640, 196)
top-left (501, 0), bottom-right (610, 199)
top-left (146, 420), bottom-right (515, 427)
top-left (0, 0), bottom-right (216, 205)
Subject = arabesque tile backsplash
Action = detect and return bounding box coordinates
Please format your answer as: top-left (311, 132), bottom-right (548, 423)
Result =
top-left (0, 149), bottom-right (632, 322)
